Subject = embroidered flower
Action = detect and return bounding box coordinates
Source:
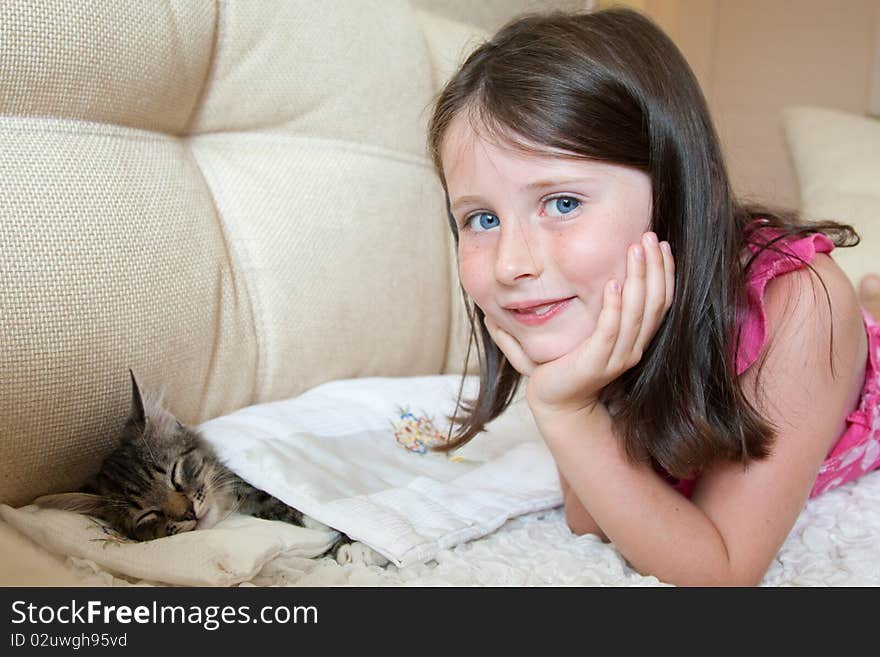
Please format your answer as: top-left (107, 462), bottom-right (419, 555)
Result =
top-left (391, 408), bottom-right (452, 455)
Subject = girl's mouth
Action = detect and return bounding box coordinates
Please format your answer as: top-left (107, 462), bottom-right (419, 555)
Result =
top-left (506, 297), bottom-right (575, 326)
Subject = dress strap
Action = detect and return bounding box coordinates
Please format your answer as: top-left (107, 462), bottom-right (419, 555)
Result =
top-left (736, 232), bottom-right (835, 375)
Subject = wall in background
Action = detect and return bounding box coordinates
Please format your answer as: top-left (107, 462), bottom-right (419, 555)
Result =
top-left (610, 0), bottom-right (879, 209)
top-left (415, 0), bottom-right (594, 33)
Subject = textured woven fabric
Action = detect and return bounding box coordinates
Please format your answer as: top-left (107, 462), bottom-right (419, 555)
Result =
top-left (0, 1), bottom-right (483, 506)
top-left (0, 0), bottom-right (215, 134)
top-left (187, 132), bottom-right (453, 399)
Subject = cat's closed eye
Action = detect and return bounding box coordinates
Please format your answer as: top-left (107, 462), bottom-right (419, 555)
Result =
top-left (135, 509), bottom-right (162, 525)
top-left (132, 509), bottom-right (168, 540)
top-left (170, 460), bottom-right (185, 492)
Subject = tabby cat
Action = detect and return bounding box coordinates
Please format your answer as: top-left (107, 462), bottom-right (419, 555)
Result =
top-left (34, 372), bottom-right (386, 566)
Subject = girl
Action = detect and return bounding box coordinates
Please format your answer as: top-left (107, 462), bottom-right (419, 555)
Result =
top-left (427, 8), bottom-right (880, 586)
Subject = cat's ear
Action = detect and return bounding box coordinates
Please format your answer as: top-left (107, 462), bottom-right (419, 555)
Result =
top-left (128, 369), bottom-right (146, 427)
top-left (33, 492), bottom-right (109, 518)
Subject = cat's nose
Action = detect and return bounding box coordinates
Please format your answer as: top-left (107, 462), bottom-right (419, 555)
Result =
top-left (167, 492), bottom-right (196, 521)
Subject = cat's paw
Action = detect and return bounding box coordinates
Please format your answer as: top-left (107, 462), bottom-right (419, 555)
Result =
top-left (333, 541), bottom-right (389, 567)
top-left (165, 520), bottom-right (197, 536)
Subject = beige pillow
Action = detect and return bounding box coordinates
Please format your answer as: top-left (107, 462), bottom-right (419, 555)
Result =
top-left (783, 106), bottom-right (880, 285)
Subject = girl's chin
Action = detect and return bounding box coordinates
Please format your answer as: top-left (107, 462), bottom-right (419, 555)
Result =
top-left (520, 336), bottom-right (587, 366)
top-left (524, 350), bottom-right (567, 365)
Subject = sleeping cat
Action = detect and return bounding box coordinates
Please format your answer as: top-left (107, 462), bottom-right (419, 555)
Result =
top-left (34, 372), bottom-right (387, 566)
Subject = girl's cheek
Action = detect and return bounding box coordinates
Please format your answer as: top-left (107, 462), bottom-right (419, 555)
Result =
top-left (457, 244), bottom-right (490, 300)
top-left (552, 221), bottom-right (633, 290)
top-left (551, 234), bottom-right (611, 289)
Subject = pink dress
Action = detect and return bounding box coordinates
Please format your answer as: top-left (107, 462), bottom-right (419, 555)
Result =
top-left (671, 232), bottom-right (880, 498)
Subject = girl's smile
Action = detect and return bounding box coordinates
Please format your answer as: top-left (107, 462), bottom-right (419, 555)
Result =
top-left (504, 296), bottom-right (576, 326)
top-left (441, 114), bottom-right (653, 364)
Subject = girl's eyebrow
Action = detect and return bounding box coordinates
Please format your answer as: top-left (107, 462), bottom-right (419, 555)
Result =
top-left (450, 195), bottom-right (485, 215)
top-left (524, 177), bottom-right (595, 191)
top-left (450, 176), bottom-right (597, 214)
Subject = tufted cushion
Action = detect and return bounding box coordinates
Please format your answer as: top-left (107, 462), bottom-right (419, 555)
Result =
top-left (782, 106), bottom-right (880, 285)
top-left (0, 0), bottom-right (484, 506)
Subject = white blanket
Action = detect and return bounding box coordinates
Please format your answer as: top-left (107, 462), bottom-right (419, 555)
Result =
top-left (198, 375), bottom-right (561, 566)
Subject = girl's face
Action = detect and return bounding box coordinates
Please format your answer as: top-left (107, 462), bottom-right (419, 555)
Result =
top-left (441, 114), bottom-right (653, 364)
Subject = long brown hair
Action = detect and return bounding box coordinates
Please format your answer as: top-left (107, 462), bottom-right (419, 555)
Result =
top-left (428, 8), bottom-right (858, 478)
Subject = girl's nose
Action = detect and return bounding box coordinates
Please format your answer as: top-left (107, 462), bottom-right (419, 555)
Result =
top-left (494, 221), bottom-right (542, 285)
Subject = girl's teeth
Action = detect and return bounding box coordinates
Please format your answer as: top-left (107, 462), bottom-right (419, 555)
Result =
top-left (533, 303), bottom-right (556, 316)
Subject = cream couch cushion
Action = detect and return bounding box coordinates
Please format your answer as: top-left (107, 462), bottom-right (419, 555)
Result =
top-left (782, 106), bottom-right (880, 285)
top-left (0, 0), bottom-right (483, 506)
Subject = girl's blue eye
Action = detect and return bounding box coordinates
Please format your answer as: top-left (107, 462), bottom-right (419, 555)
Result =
top-left (545, 196), bottom-right (580, 217)
top-left (467, 212), bottom-right (500, 232)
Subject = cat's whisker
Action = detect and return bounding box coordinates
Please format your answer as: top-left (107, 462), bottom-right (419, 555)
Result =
top-left (98, 498), bottom-right (132, 509)
top-left (136, 428), bottom-right (157, 465)
top-left (216, 497), bottom-right (245, 525)
top-left (212, 467), bottom-right (241, 482)
top-left (208, 475), bottom-right (238, 489)
top-left (206, 474), bottom-right (243, 494)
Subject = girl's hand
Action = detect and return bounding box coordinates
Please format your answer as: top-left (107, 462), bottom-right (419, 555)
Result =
top-left (485, 232), bottom-right (675, 424)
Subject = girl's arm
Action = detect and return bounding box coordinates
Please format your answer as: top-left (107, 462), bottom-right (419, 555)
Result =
top-left (557, 467), bottom-right (608, 540)
top-left (543, 254), bottom-right (866, 585)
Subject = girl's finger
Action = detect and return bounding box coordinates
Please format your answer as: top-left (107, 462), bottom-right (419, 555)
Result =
top-left (661, 240), bottom-right (675, 312)
top-left (608, 242), bottom-right (647, 370)
top-left (572, 277), bottom-right (622, 373)
top-left (634, 232), bottom-right (667, 351)
top-left (483, 316), bottom-right (536, 376)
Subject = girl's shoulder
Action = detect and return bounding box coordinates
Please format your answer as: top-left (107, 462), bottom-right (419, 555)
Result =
top-left (737, 230), bottom-right (853, 375)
